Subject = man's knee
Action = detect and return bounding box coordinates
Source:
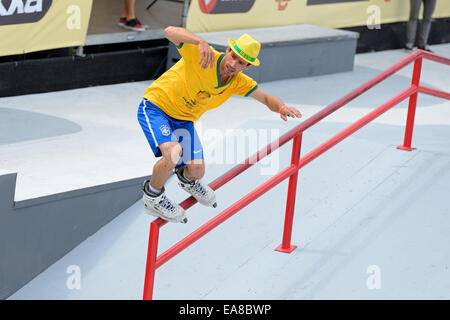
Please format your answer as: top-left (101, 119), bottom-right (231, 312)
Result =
top-left (185, 161), bottom-right (205, 180)
top-left (159, 142), bottom-right (182, 169)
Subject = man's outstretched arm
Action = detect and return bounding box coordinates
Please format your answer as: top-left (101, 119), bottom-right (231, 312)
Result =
top-left (249, 88), bottom-right (302, 121)
top-left (164, 26), bottom-right (215, 69)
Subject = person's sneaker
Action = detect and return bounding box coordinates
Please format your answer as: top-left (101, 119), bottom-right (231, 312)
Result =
top-left (175, 166), bottom-right (217, 208)
top-left (118, 17), bottom-right (126, 27)
top-left (123, 18), bottom-right (148, 32)
top-left (418, 45), bottom-right (433, 53)
top-left (142, 180), bottom-right (187, 223)
top-left (404, 43), bottom-right (414, 52)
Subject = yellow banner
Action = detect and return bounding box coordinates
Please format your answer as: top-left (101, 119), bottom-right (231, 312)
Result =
top-left (187, 0), bottom-right (450, 33)
top-left (0, 0), bottom-right (93, 56)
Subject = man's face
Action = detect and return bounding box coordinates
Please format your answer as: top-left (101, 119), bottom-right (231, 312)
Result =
top-left (222, 47), bottom-right (252, 76)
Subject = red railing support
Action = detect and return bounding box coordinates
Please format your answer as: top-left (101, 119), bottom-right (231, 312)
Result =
top-left (398, 57), bottom-right (423, 151)
top-left (419, 85), bottom-right (450, 100)
top-left (275, 133), bottom-right (303, 253)
top-left (155, 165), bottom-right (298, 269)
top-left (143, 221), bottom-right (160, 300)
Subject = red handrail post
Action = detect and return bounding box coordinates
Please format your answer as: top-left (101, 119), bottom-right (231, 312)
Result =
top-left (275, 133), bottom-right (303, 253)
top-left (398, 56), bottom-right (423, 151)
top-left (143, 221), bottom-right (160, 300)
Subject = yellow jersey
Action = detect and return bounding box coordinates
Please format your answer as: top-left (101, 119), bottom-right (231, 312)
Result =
top-left (143, 42), bottom-right (258, 123)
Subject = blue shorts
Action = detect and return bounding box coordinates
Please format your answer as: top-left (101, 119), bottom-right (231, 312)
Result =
top-left (137, 99), bottom-right (203, 168)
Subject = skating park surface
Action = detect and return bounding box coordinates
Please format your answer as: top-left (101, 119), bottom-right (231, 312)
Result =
top-left (2, 45), bottom-right (450, 300)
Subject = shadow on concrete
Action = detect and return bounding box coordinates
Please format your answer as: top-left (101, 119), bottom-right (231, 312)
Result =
top-left (0, 108), bottom-right (82, 145)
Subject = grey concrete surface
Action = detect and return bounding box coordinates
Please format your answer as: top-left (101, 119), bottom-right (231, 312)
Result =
top-left (0, 171), bottom-right (148, 299)
top-left (0, 108), bottom-right (82, 145)
top-left (2, 44), bottom-right (450, 299)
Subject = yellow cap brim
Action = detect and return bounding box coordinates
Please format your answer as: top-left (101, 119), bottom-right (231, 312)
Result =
top-left (228, 39), bottom-right (260, 66)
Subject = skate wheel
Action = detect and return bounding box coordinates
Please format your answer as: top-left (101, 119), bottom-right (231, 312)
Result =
top-left (180, 217), bottom-right (188, 224)
top-left (213, 202), bottom-right (217, 208)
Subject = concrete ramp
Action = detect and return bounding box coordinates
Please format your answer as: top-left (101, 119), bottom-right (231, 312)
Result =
top-left (0, 171), bottom-right (149, 299)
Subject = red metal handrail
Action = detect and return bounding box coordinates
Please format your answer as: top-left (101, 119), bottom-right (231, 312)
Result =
top-left (142, 50), bottom-right (450, 299)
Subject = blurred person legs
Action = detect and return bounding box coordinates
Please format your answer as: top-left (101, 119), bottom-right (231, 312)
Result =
top-left (119, 0), bottom-right (149, 31)
top-left (405, 0), bottom-right (436, 52)
top-left (417, 0), bottom-right (436, 51)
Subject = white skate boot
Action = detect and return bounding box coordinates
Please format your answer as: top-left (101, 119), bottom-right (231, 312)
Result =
top-left (142, 180), bottom-right (188, 223)
top-left (175, 166), bottom-right (217, 208)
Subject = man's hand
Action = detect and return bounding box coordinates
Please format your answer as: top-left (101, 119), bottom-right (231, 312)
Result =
top-left (198, 40), bottom-right (215, 69)
top-left (249, 88), bottom-right (302, 121)
top-left (164, 26), bottom-right (214, 69)
top-left (279, 105), bottom-right (302, 121)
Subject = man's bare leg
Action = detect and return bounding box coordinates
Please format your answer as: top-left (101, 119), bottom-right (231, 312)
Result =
top-left (143, 141), bottom-right (187, 223)
top-left (183, 159), bottom-right (205, 181)
top-left (149, 141), bottom-right (182, 191)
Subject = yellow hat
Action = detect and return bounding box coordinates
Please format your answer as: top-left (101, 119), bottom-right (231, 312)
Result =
top-left (228, 34), bottom-right (261, 66)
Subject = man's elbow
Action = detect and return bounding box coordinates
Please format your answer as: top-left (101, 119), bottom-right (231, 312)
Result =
top-left (164, 26), bottom-right (175, 39)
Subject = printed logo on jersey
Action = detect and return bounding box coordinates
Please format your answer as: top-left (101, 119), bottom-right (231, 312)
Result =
top-left (182, 97), bottom-right (198, 109)
top-left (195, 90), bottom-right (211, 102)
